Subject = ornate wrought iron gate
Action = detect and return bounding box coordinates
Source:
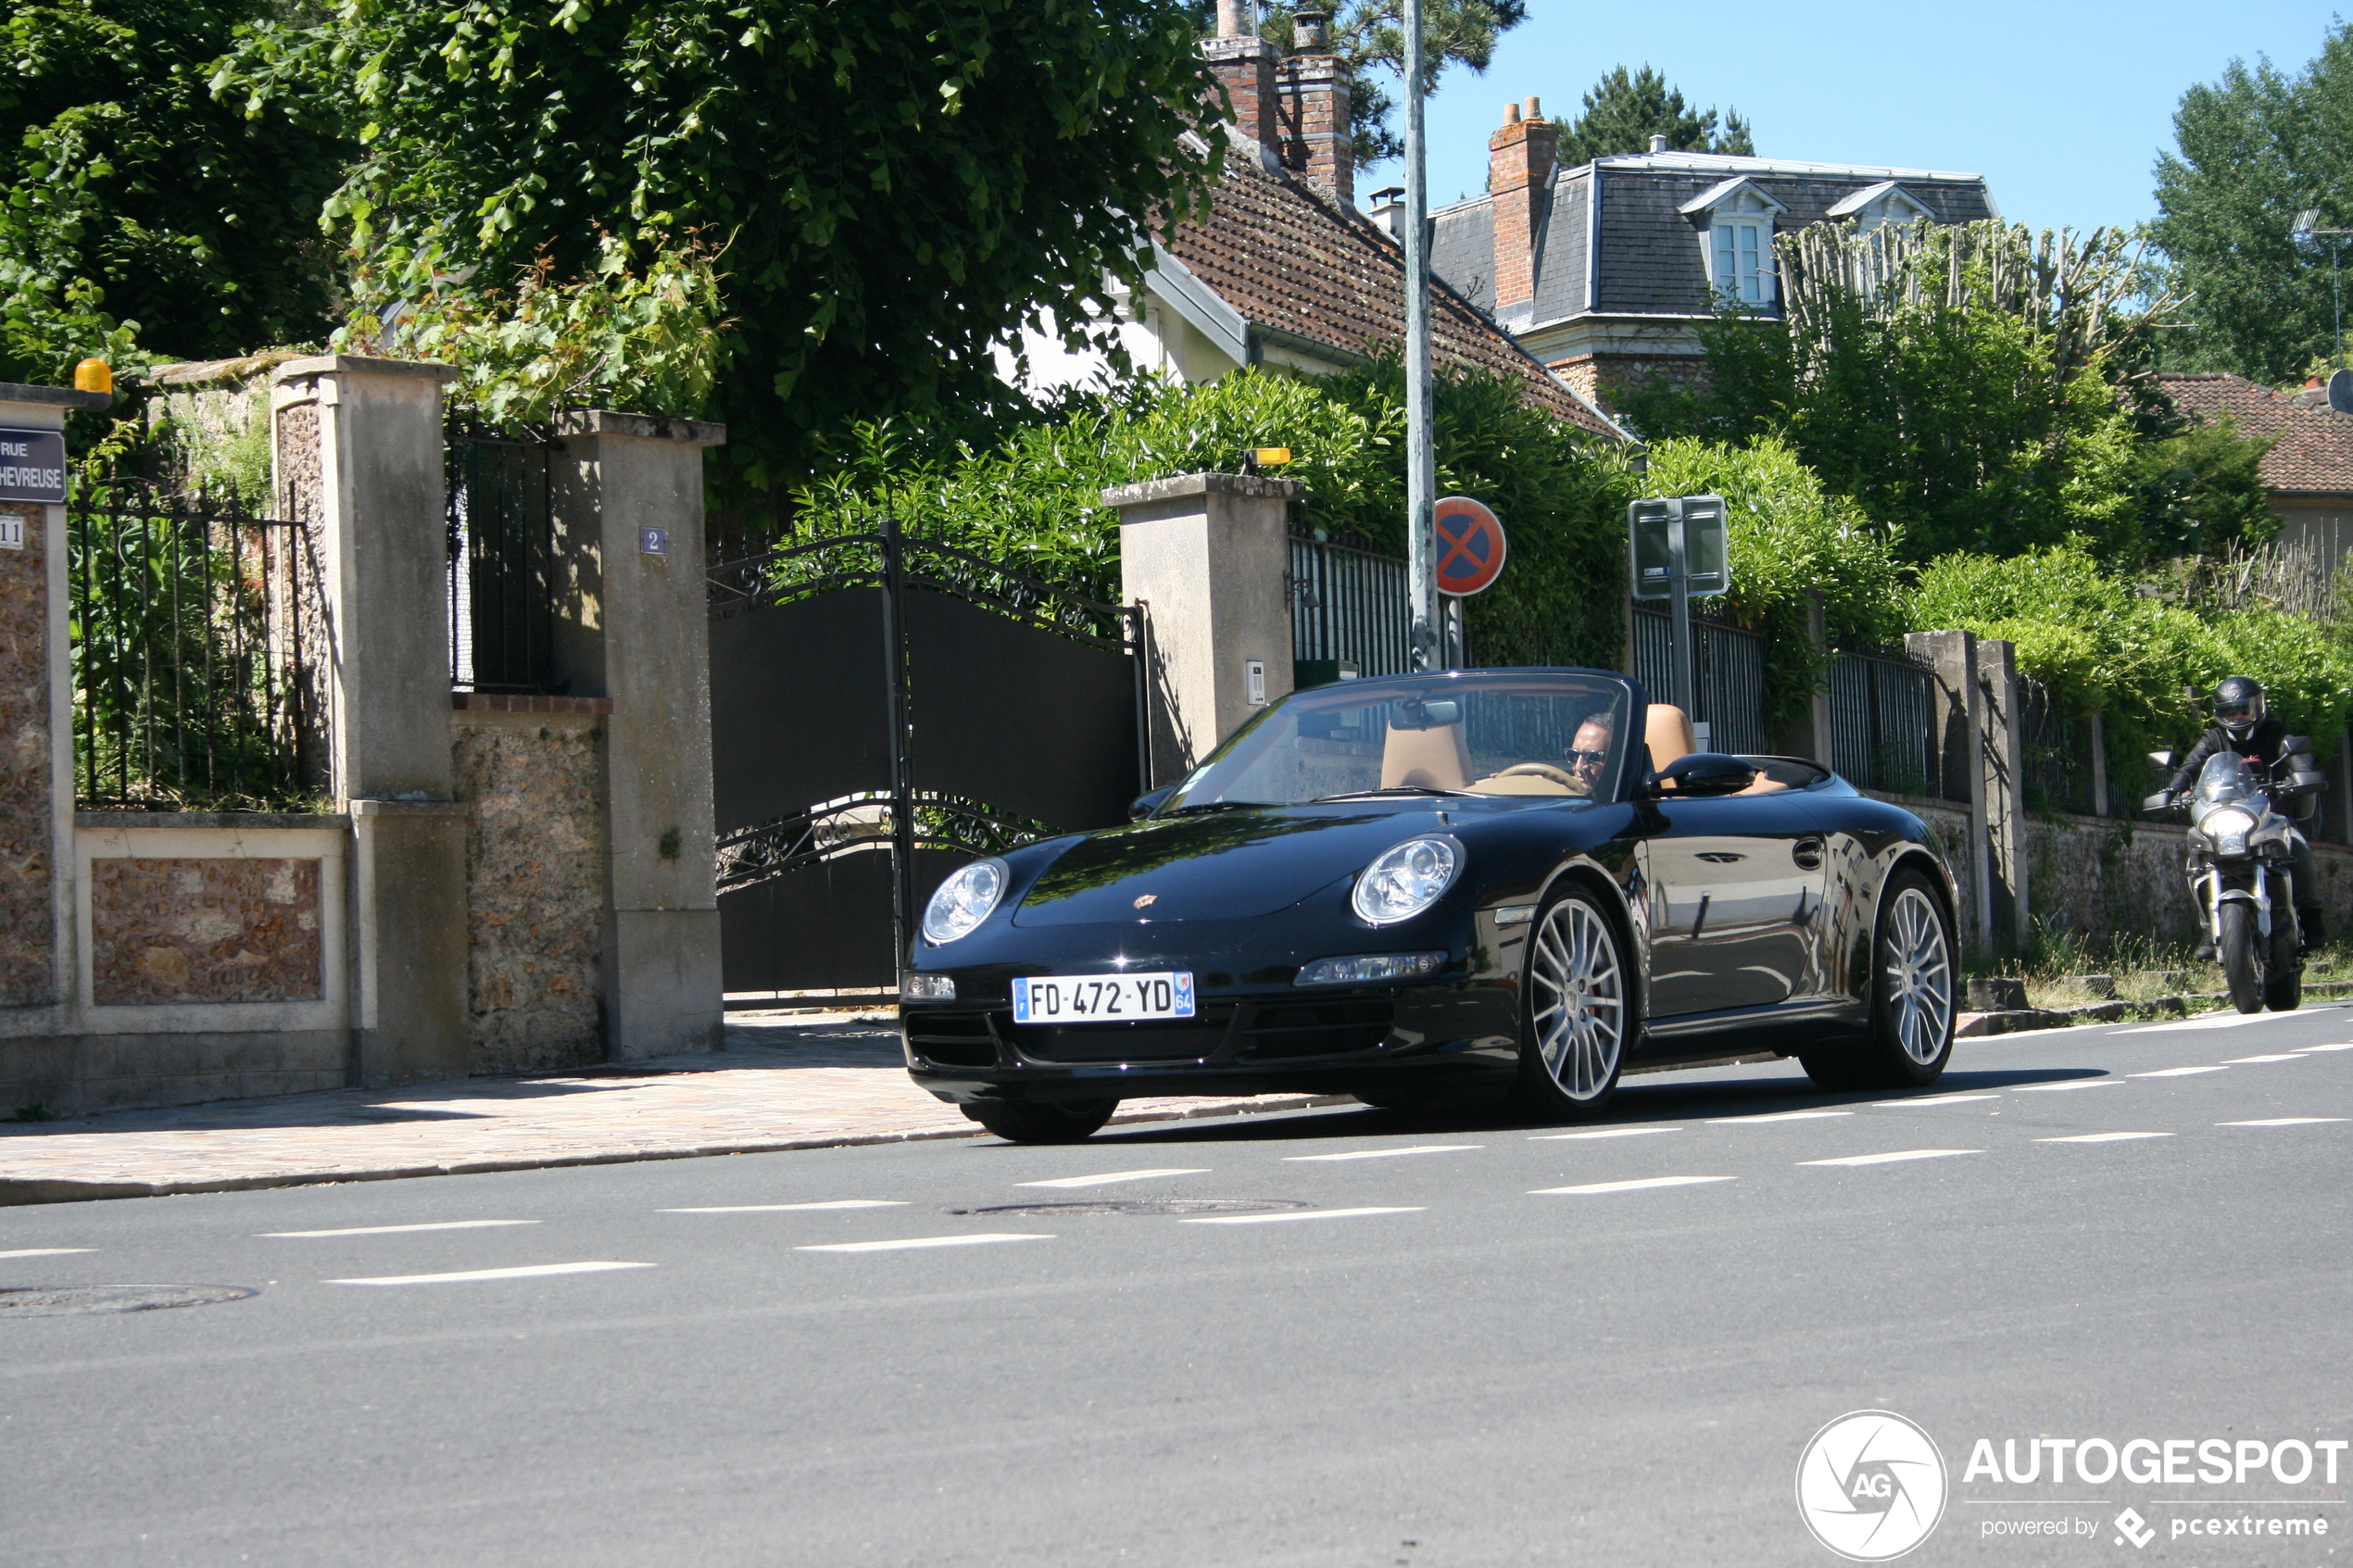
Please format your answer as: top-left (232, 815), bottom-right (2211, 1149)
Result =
top-left (708, 521), bottom-right (1145, 998)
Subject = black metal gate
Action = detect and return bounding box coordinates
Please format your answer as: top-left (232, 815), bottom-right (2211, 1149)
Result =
top-left (708, 521), bottom-right (1145, 999)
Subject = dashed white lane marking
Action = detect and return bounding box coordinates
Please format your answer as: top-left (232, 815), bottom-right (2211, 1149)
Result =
top-left (2012, 1080), bottom-right (2120, 1092)
top-left (1282, 1146), bottom-right (1482, 1162)
top-left (1706, 1110), bottom-right (1853, 1123)
top-left (2293, 1043), bottom-right (2353, 1052)
top-left (673, 1212), bottom-right (917, 1222)
top-left (264, 1220), bottom-right (540, 1237)
top-left (2037, 1132), bottom-right (2174, 1143)
top-left (2222, 1054), bottom-right (2309, 1064)
top-left (797, 1234), bottom-right (1053, 1253)
top-left (1016, 1169), bottom-right (1210, 1188)
top-left (326, 1261), bottom-right (653, 1286)
top-left (1529, 1127), bottom-right (1682, 1140)
top-left (0, 1248), bottom-right (94, 1260)
top-left (1875, 1093), bottom-right (2000, 1106)
top-left (1180, 1207), bottom-right (1427, 1225)
top-left (2131, 1066), bottom-right (2230, 1078)
top-left (1530, 1176), bottom-right (1738, 1196)
top-left (2219, 1118), bottom-right (2349, 1127)
top-left (1801, 1149), bottom-right (1982, 1167)
top-left (2124, 1012), bottom-right (2297, 1033)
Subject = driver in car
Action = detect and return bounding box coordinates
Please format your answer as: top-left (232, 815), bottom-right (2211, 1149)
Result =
top-left (1562, 714), bottom-right (1613, 797)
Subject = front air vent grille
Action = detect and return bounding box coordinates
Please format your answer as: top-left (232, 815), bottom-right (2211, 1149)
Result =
top-left (1239, 997), bottom-right (1397, 1060)
top-left (903, 1011), bottom-right (999, 1068)
top-left (1009, 1005), bottom-right (1239, 1063)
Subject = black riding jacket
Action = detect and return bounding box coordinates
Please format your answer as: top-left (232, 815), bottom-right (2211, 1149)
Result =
top-left (2167, 717), bottom-right (2295, 797)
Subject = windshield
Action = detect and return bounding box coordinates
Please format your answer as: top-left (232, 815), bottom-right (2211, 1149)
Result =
top-left (1162, 671), bottom-right (1637, 811)
top-left (2195, 749), bottom-right (2262, 808)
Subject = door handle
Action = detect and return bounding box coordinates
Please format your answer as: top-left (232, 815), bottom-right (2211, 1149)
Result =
top-left (1792, 837), bottom-right (1824, 871)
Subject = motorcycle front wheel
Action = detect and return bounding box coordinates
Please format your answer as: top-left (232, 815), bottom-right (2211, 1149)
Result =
top-left (2220, 902), bottom-right (2264, 1014)
top-left (2265, 911), bottom-right (2303, 1012)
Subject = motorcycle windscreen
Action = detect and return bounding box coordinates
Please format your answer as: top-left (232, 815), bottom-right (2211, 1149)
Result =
top-left (2195, 750), bottom-right (2261, 806)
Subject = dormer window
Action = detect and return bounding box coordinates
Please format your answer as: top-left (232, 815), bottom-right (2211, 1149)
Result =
top-left (1826, 180), bottom-right (1935, 234)
top-left (1680, 177), bottom-right (1788, 310)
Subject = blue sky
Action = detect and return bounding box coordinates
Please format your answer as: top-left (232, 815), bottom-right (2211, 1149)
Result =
top-left (1357, 2), bottom-right (2347, 235)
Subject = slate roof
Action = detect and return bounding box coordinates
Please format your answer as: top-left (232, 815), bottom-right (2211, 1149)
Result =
top-left (1159, 152), bottom-right (1628, 440)
top-left (2159, 372), bottom-right (2353, 495)
top-left (1429, 152), bottom-right (1997, 327)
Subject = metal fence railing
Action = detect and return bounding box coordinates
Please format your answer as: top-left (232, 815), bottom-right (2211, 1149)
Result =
top-left (1828, 649), bottom-right (1936, 796)
top-left (70, 478), bottom-right (314, 809)
top-left (1290, 533), bottom-right (1414, 678)
top-left (447, 424), bottom-right (556, 693)
top-left (2020, 678), bottom-right (2100, 816)
top-left (1629, 604), bottom-right (1768, 755)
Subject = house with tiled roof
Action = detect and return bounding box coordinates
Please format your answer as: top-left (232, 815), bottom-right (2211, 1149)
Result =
top-left (1428, 104), bottom-right (1999, 413)
top-left (999, 13), bottom-right (1629, 443)
top-left (2159, 370), bottom-right (2353, 569)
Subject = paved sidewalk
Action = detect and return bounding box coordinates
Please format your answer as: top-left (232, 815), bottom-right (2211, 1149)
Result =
top-left (0, 1014), bottom-right (1347, 1206)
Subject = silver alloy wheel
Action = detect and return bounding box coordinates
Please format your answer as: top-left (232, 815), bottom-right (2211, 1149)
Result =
top-left (1883, 885), bottom-right (1953, 1063)
top-left (1529, 897), bottom-right (1626, 1100)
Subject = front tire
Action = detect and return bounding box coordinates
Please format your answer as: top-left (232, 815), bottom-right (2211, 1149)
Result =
top-left (1802, 872), bottom-right (1955, 1091)
top-left (2220, 902), bottom-right (2263, 1014)
top-left (962, 1098), bottom-right (1117, 1144)
top-left (1512, 887), bottom-right (1630, 1119)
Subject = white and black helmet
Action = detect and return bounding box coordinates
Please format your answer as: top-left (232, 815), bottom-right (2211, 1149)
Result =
top-left (2214, 675), bottom-right (2266, 744)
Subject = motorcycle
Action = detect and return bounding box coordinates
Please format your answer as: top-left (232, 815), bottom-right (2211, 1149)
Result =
top-left (2143, 740), bottom-right (2328, 1014)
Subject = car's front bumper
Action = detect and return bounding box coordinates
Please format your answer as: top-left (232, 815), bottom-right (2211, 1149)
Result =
top-left (901, 977), bottom-right (1522, 1106)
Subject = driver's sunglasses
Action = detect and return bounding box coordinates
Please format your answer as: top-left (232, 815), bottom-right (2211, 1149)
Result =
top-left (1567, 747), bottom-right (1608, 767)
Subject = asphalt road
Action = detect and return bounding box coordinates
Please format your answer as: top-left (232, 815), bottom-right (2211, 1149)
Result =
top-left (4, 1009), bottom-right (2350, 1567)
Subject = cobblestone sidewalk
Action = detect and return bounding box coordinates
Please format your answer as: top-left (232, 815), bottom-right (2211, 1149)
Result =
top-left (0, 1014), bottom-right (1347, 1206)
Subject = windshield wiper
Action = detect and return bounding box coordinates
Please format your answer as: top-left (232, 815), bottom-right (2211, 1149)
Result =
top-left (1312, 785), bottom-right (1481, 802)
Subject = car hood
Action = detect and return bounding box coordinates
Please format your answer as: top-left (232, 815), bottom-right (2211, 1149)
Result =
top-left (1011, 806), bottom-right (1424, 927)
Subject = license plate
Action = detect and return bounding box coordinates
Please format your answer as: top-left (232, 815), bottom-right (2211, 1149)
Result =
top-left (1013, 972), bottom-right (1195, 1024)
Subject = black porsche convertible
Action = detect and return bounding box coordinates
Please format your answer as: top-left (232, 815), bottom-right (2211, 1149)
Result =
top-left (900, 668), bottom-right (1960, 1143)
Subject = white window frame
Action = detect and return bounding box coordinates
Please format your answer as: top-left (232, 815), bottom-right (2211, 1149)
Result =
top-left (1680, 178), bottom-right (1787, 311)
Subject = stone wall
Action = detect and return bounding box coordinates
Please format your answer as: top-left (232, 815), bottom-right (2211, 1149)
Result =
top-left (89, 858), bottom-right (322, 1004)
top-left (452, 706), bottom-right (608, 1074)
top-left (0, 500), bottom-right (51, 1004)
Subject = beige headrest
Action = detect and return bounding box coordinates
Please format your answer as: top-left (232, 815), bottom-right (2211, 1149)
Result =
top-left (1381, 720), bottom-right (1473, 790)
top-left (1645, 704), bottom-right (1696, 772)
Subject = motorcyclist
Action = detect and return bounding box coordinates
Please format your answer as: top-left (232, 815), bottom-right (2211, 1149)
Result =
top-left (2164, 676), bottom-right (2325, 960)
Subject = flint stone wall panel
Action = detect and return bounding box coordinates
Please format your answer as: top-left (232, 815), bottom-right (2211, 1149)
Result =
top-left (0, 502), bottom-right (50, 1004)
top-left (455, 710), bottom-right (606, 1074)
top-left (90, 858), bottom-right (322, 1004)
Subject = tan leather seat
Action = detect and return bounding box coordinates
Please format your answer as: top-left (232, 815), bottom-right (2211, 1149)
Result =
top-left (1644, 704), bottom-right (1696, 773)
top-left (1381, 719), bottom-right (1473, 789)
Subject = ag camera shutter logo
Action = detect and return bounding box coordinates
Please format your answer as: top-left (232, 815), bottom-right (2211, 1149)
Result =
top-left (1796, 1411), bottom-right (1948, 1561)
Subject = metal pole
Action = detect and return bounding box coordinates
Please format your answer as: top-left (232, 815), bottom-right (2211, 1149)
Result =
top-left (1402, 0), bottom-right (1436, 670)
top-left (2334, 238), bottom-right (2343, 369)
top-left (879, 515), bottom-right (916, 979)
top-left (1667, 510), bottom-right (1695, 721)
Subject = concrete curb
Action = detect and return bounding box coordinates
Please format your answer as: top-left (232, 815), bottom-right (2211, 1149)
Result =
top-left (1957, 979), bottom-right (2353, 1037)
top-left (0, 1094), bottom-right (1359, 1208)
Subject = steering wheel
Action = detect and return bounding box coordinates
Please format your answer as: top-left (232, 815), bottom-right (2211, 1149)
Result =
top-left (1494, 762), bottom-right (1581, 789)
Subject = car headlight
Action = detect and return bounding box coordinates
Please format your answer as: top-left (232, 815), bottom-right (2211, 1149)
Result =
top-left (922, 859), bottom-right (1007, 944)
top-left (1351, 835), bottom-right (1463, 925)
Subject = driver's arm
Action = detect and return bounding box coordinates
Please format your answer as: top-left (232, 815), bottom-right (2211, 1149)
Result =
top-left (2168, 732), bottom-right (2221, 797)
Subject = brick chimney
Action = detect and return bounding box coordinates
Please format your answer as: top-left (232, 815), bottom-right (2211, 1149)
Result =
top-left (1489, 96), bottom-right (1557, 320)
top-left (1204, 3), bottom-right (1278, 150)
top-left (1275, 10), bottom-right (1353, 204)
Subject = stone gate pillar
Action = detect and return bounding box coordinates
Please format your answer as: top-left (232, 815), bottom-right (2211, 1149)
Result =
top-left (1105, 472), bottom-right (1302, 787)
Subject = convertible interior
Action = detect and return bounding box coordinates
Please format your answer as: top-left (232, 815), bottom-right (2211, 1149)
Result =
top-left (1378, 700), bottom-right (1814, 797)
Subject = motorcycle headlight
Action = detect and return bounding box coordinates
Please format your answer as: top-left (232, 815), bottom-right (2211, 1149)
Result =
top-left (1351, 835), bottom-right (1463, 926)
top-left (2205, 808), bottom-right (2256, 848)
top-left (922, 859), bottom-right (1007, 944)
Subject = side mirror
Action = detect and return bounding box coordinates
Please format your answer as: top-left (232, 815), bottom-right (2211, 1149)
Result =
top-left (1649, 752), bottom-right (1756, 798)
top-left (1128, 785), bottom-right (1176, 821)
top-left (2284, 734), bottom-right (2314, 758)
top-left (2147, 750), bottom-right (2177, 770)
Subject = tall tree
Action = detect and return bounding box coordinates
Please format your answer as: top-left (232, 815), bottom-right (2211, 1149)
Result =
top-left (2153, 22), bottom-right (2353, 383)
top-left (230, 0), bottom-right (1227, 495)
top-left (0, 0), bottom-right (343, 382)
top-left (1233, 2), bottom-right (1529, 164)
top-left (1554, 66), bottom-right (1753, 166)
